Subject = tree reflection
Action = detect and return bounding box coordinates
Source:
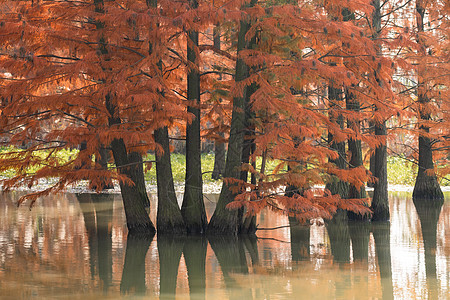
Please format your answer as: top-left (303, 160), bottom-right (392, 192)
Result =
top-left (120, 232), bottom-right (154, 295)
top-left (413, 199), bottom-right (443, 300)
top-left (77, 193), bottom-right (114, 292)
top-left (208, 236), bottom-right (254, 298)
top-left (348, 221), bottom-right (370, 262)
top-left (158, 235), bottom-right (184, 299)
top-left (289, 217), bottom-right (310, 262)
top-left (183, 236), bottom-right (206, 300)
top-left (372, 222), bottom-right (393, 300)
top-left (325, 210), bottom-right (351, 263)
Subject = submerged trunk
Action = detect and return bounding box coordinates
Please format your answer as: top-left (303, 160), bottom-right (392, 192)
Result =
top-left (182, 0), bottom-right (207, 234)
top-left (155, 127), bottom-right (186, 234)
top-left (412, 2), bottom-right (444, 202)
top-left (208, 2), bottom-right (256, 235)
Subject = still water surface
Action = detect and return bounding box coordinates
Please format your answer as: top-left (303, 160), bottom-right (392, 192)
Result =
top-left (0, 191), bottom-right (449, 299)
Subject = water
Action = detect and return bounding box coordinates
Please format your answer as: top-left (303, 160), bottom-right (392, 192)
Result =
top-left (0, 191), bottom-right (449, 299)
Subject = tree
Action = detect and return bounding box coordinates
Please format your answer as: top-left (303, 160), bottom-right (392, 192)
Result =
top-left (412, 0), bottom-right (445, 202)
top-left (207, 0), bottom-right (258, 236)
top-left (181, 0), bottom-right (208, 234)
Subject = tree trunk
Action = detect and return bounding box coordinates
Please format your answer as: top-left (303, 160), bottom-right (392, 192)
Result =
top-left (110, 137), bottom-right (156, 234)
top-left (155, 126), bottom-right (186, 234)
top-left (412, 1), bottom-right (444, 202)
top-left (326, 86), bottom-right (348, 198)
top-left (346, 90), bottom-right (369, 221)
top-left (182, 0), bottom-right (208, 234)
top-left (128, 151), bottom-right (150, 209)
top-left (208, 2), bottom-right (256, 235)
top-left (371, 122), bottom-right (389, 221)
top-left (370, 0), bottom-right (389, 222)
top-left (211, 25), bottom-right (226, 181)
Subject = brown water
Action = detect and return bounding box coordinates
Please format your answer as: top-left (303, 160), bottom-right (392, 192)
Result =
top-left (0, 191), bottom-right (449, 299)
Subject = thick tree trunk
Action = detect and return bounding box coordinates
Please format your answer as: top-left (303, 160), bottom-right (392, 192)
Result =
top-left (155, 126), bottom-right (186, 234)
top-left (326, 86), bottom-right (349, 198)
top-left (346, 90), bottom-right (369, 221)
top-left (370, 0), bottom-right (389, 222)
top-left (128, 151), bottom-right (150, 209)
top-left (371, 122), bottom-right (389, 221)
top-left (182, 0), bottom-right (207, 234)
top-left (110, 138), bottom-right (156, 234)
top-left (208, 4), bottom-right (256, 235)
top-left (412, 2), bottom-right (444, 202)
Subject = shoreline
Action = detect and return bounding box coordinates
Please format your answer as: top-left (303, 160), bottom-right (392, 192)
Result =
top-left (2, 177), bottom-right (449, 195)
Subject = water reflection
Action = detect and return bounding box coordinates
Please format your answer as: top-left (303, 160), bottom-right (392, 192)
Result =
top-left (413, 199), bottom-right (443, 300)
top-left (120, 232), bottom-right (154, 295)
top-left (0, 191), bottom-right (448, 299)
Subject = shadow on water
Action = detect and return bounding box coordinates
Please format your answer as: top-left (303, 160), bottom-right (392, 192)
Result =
top-left (76, 193), bottom-right (114, 293)
top-left (158, 234), bottom-right (184, 300)
top-left (372, 222), bottom-right (394, 300)
top-left (183, 236), bottom-right (207, 300)
top-left (325, 210), bottom-right (351, 264)
top-left (413, 199), bottom-right (444, 300)
top-left (208, 235), bottom-right (257, 299)
top-left (120, 232), bottom-right (154, 295)
top-left (289, 217), bottom-right (310, 262)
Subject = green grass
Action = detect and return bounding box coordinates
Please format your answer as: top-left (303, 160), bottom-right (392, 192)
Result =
top-left (1, 146), bottom-right (447, 187)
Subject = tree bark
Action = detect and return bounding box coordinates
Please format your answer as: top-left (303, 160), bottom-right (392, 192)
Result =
top-left (370, 0), bottom-right (389, 222)
top-left (346, 90), bottom-right (369, 221)
top-left (182, 0), bottom-right (208, 234)
top-left (326, 86), bottom-right (349, 198)
top-left (212, 25), bottom-right (226, 181)
top-left (155, 127), bottom-right (186, 234)
top-left (412, 1), bottom-right (444, 202)
top-left (371, 122), bottom-right (389, 221)
top-left (110, 137), bottom-right (156, 233)
top-left (208, 2), bottom-right (256, 235)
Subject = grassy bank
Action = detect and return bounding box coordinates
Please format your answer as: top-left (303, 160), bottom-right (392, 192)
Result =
top-left (1, 147), bottom-right (448, 187)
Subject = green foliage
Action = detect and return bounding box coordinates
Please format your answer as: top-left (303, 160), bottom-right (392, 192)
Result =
top-left (0, 147), bottom-right (78, 177)
top-left (387, 156), bottom-right (417, 186)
